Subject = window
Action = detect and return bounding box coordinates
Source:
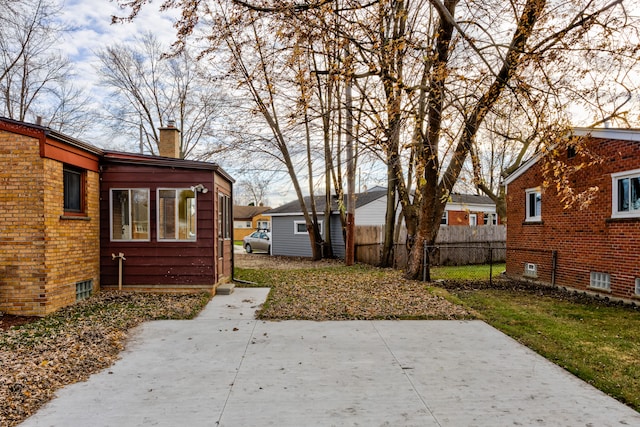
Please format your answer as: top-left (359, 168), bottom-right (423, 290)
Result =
top-left (111, 189), bottom-right (150, 241)
top-left (294, 220), bottom-right (323, 235)
top-left (635, 279), bottom-right (640, 296)
top-left (233, 221), bottom-right (252, 229)
top-left (612, 169), bottom-right (640, 218)
top-left (158, 189), bottom-right (196, 241)
top-left (483, 213), bottom-right (498, 226)
top-left (440, 211), bottom-right (448, 225)
top-left (218, 193), bottom-right (231, 239)
top-left (76, 280), bottom-right (93, 301)
top-left (524, 263), bottom-right (537, 278)
top-left (525, 188), bottom-right (542, 222)
top-left (257, 220), bottom-right (270, 230)
top-left (469, 213), bottom-right (477, 226)
top-left (590, 272), bottom-right (611, 291)
top-left (63, 166), bottom-right (84, 213)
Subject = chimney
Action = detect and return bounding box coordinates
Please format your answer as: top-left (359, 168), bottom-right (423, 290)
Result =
top-left (158, 120), bottom-right (180, 158)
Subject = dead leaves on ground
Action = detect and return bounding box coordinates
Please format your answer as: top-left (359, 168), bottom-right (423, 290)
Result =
top-left (0, 292), bottom-right (210, 427)
top-left (247, 266), bottom-right (474, 321)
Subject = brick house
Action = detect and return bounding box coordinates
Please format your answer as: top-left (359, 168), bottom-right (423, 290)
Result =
top-left (504, 127), bottom-right (640, 302)
top-left (0, 118), bottom-right (101, 316)
top-left (0, 118), bottom-right (234, 316)
top-left (233, 205), bottom-right (271, 242)
top-left (441, 194), bottom-right (500, 226)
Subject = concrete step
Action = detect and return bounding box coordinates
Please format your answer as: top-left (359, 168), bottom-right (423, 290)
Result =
top-left (216, 282), bottom-right (235, 295)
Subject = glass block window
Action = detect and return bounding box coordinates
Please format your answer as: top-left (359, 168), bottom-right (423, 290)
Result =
top-left (635, 279), bottom-right (640, 296)
top-left (590, 272), bottom-right (611, 291)
top-left (76, 280), bottom-right (93, 301)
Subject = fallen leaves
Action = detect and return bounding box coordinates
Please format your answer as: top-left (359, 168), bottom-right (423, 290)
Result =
top-left (0, 291), bottom-right (210, 427)
top-left (236, 262), bottom-right (474, 321)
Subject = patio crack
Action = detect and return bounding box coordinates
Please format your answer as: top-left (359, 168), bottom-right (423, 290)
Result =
top-left (371, 321), bottom-right (442, 427)
top-left (216, 320), bottom-right (260, 426)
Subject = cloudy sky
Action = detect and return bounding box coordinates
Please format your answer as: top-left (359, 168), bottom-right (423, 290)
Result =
top-left (59, 0), bottom-right (179, 97)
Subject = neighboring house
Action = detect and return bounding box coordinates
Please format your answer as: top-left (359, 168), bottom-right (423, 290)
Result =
top-left (0, 118), bottom-right (234, 316)
top-left (265, 189), bottom-right (389, 258)
top-left (265, 189), bottom-right (501, 259)
top-left (503, 127), bottom-right (640, 302)
top-left (441, 194), bottom-right (500, 226)
top-left (233, 205), bottom-right (271, 241)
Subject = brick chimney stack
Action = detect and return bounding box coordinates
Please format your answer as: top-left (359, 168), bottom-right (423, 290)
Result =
top-left (158, 120), bottom-right (181, 158)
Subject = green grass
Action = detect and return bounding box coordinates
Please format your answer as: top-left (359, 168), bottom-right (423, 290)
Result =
top-left (430, 263), bottom-right (505, 280)
top-left (453, 288), bottom-right (640, 412)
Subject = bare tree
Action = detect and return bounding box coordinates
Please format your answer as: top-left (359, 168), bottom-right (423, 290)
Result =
top-left (0, 0), bottom-right (90, 134)
top-left (115, 0), bottom-right (640, 277)
top-left (96, 32), bottom-right (227, 159)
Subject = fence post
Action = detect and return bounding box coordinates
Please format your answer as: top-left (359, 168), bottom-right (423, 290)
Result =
top-left (489, 246), bottom-right (493, 287)
top-left (422, 243), bottom-right (432, 282)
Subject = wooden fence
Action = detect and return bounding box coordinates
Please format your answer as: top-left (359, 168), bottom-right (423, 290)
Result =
top-left (355, 225), bottom-right (506, 268)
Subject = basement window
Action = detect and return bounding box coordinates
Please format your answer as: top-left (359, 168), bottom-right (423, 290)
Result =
top-left (635, 279), bottom-right (640, 296)
top-left (76, 280), bottom-right (93, 301)
top-left (590, 272), bottom-right (611, 291)
top-left (524, 263), bottom-right (537, 278)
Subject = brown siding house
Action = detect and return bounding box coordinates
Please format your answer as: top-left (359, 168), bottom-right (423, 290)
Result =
top-left (504, 127), bottom-right (640, 302)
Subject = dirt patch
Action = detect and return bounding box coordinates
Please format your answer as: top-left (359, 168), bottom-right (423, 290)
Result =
top-left (0, 315), bottom-right (39, 331)
top-left (235, 253), bottom-right (343, 270)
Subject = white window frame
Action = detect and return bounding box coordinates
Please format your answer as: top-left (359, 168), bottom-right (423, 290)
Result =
top-left (441, 211), bottom-right (448, 226)
top-left (157, 188), bottom-right (197, 241)
top-left (483, 213), bottom-right (498, 226)
top-left (635, 278), bottom-right (640, 296)
top-left (257, 220), bottom-right (270, 230)
top-left (294, 220), bottom-right (323, 235)
top-left (469, 213), bottom-right (477, 226)
top-left (525, 187), bottom-right (542, 222)
top-left (110, 188), bottom-right (150, 241)
top-left (611, 168), bottom-right (640, 219)
top-left (590, 272), bottom-right (611, 291)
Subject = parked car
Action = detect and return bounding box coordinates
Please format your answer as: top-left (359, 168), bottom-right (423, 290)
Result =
top-left (243, 231), bottom-right (271, 254)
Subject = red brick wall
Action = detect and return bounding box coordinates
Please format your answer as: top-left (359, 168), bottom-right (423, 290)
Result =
top-left (0, 130), bottom-right (100, 316)
top-left (506, 137), bottom-right (640, 301)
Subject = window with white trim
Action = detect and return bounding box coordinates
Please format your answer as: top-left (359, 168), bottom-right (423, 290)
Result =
top-left (294, 220), bottom-right (323, 235)
top-left (612, 169), bottom-right (640, 218)
top-left (635, 278), bottom-right (640, 296)
top-left (440, 211), bottom-right (448, 225)
top-left (111, 189), bottom-right (150, 241)
top-left (158, 189), bottom-right (196, 241)
top-left (483, 213), bottom-right (498, 225)
top-left (525, 188), bottom-right (541, 222)
top-left (234, 221), bottom-right (252, 229)
top-left (257, 220), bottom-right (270, 230)
top-left (590, 272), bottom-right (611, 291)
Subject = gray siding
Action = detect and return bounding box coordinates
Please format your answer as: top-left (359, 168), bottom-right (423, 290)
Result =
top-left (271, 214), bottom-right (346, 258)
top-left (330, 215), bottom-right (345, 258)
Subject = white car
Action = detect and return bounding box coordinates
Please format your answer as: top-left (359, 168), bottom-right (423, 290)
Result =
top-left (243, 231), bottom-right (271, 254)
